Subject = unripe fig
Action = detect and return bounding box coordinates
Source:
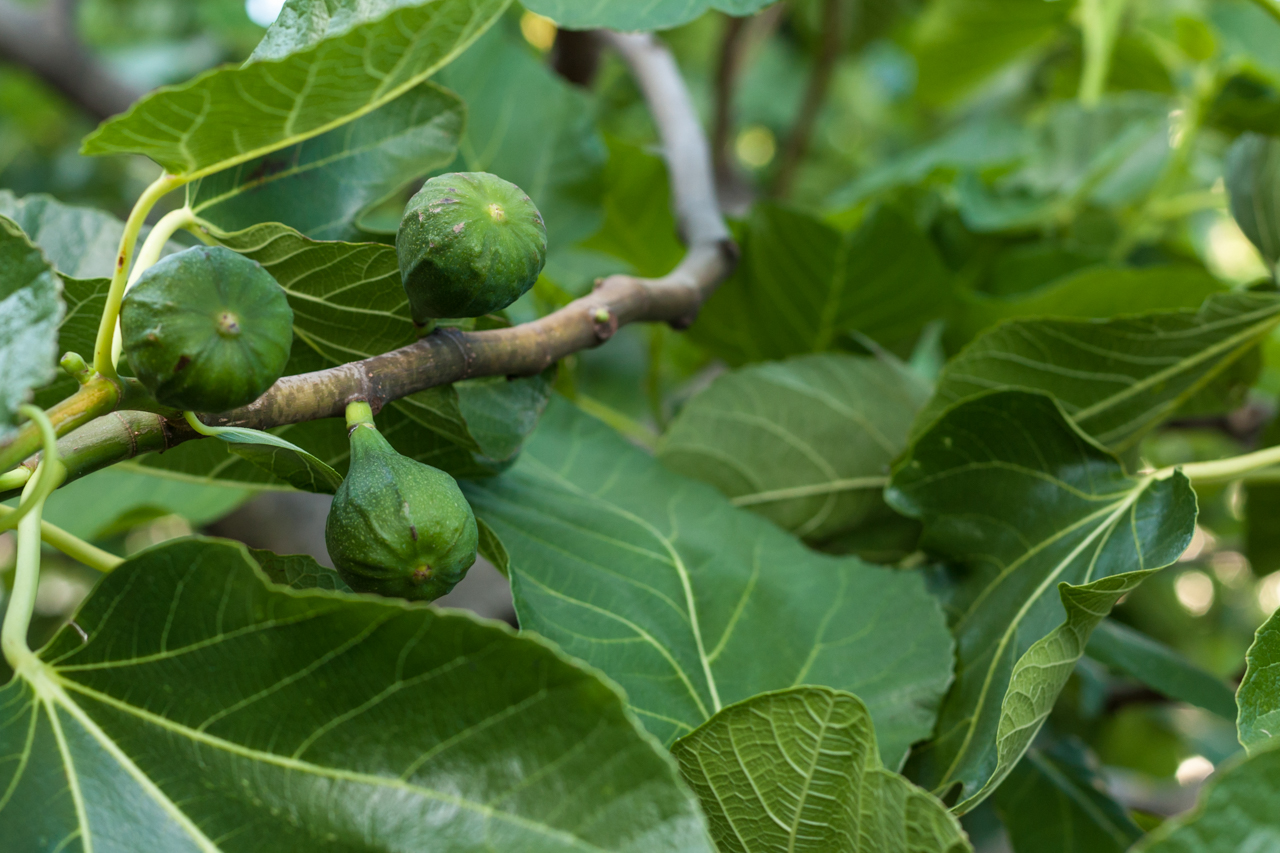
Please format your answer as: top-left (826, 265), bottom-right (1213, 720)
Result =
top-left (396, 172), bottom-right (547, 322)
top-left (121, 245), bottom-right (293, 412)
top-left (325, 405), bottom-right (478, 601)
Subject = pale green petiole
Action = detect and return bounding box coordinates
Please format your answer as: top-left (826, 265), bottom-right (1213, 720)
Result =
top-left (0, 505), bottom-right (122, 573)
top-left (1158, 444), bottom-right (1280, 485)
top-left (0, 407), bottom-right (66, 536)
top-left (0, 467), bottom-right (31, 492)
top-left (92, 172), bottom-right (188, 378)
top-left (1, 406), bottom-right (63, 665)
top-left (109, 206), bottom-right (200, 368)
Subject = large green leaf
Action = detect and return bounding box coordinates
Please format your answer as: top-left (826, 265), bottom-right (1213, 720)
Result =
top-left (465, 399), bottom-right (955, 770)
top-left (993, 739), bottom-right (1142, 853)
top-left (521, 0), bottom-right (775, 32)
top-left (187, 82), bottom-right (463, 241)
top-left (1086, 619), bottom-right (1238, 721)
top-left (656, 353), bottom-right (929, 545)
top-left (909, 0), bottom-right (1072, 107)
top-left (0, 216), bottom-right (64, 438)
top-left (671, 687), bottom-right (971, 853)
top-left (434, 24), bottom-right (606, 252)
top-left (0, 191), bottom-right (129, 279)
top-left (949, 265), bottom-right (1226, 346)
top-left (1238, 608), bottom-right (1280, 754)
top-left (690, 204), bottom-right (952, 364)
top-left (0, 537), bottom-right (715, 851)
top-left (916, 291), bottom-right (1280, 455)
top-left (888, 391), bottom-right (1197, 812)
top-left (82, 0), bottom-right (508, 179)
top-left (1131, 743), bottom-right (1280, 852)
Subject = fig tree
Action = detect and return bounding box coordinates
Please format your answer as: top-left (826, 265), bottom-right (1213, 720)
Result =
top-left (396, 172), bottom-right (547, 322)
top-left (325, 403), bottom-right (478, 601)
top-left (121, 245), bottom-right (293, 412)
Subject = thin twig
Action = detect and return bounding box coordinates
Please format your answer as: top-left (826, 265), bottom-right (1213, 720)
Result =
top-left (4, 32), bottom-right (739, 495)
top-left (713, 16), bottom-right (749, 189)
top-left (772, 0), bottom-right (846, 198)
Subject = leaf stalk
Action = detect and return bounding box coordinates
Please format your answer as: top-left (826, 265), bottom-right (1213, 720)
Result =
top-left (92, 171), bottom-right (187, 378)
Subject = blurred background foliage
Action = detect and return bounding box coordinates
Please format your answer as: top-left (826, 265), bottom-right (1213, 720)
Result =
top-left (4, 0), bottom-right (1280, 847)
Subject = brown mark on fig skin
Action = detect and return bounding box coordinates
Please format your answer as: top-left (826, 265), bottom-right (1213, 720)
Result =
top-left (409, 524), bottom-right (419, 542)
top-left (453, 222), bottom-right (466, 234)
top-left (173, 355), bottom-right (192, 373)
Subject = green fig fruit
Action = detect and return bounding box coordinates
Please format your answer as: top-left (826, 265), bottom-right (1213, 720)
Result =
top-left (325, 404), bottom-right (478, 601)
top-left (396, 172), bottom-right (547, 322)
top-left (121, 245), bottom-right (294, 413)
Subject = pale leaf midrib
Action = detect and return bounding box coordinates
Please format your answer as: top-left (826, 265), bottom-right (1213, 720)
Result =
top-left (522, 455), bottom-right (724, 713)
top-left (937, 481), bottom-right (1148, 790)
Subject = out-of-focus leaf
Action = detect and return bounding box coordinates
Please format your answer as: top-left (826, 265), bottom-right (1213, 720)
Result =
top-left (919, 291), bottom-right (1280, 454)
top-left (83, 0), bottom-right (508, 178)
top-left (657, 353), bottom-right (929, 544)
top-left (950, 265), bottom-right (1226, 345)
top-left (30, 465), bottom-right (252, 540)
top-left (1212, 0), bottom-right (1280, 91)
top-left (889, 391), bottom-right (1197, 812)
top-left (828, 116), bottom-right (1029, 209)
top-left (910, 0), bottom-right (1072, 107)
top-left (1246, 418), bottom-right (1280, 577)
top-left (956, 96), bottom-right (1171, 232)
top-left (691, 204), bottom-right (952, 364)
top-left (434, 25), bottom-right (606, 252)
top-left (1225, 131), bottom-right (1280, 268)
top-left (521, 0), bottom-right (776, 32)
top-left (1238, 608), bottom-right (1280, 754)
top-left (1086, 619), bottom-right (1239, 720)
top-left (187, 82), bottom-right (463, 241)
top-left (672, 687), bottom-right (971, 853)
top-left (0, 191), bottom-right (128, 278)
top-left (993, 738), bottom-right (1143, 853)
top-left (581, 139), bottom-right (684, 278)
top-left (0, 537), bottom-right (714, 851)
top-left (0, 216), bottom-right (63, 439)
top-left (466, 399), bottom-right (956, 770)
top-left (1131, 744), bottom-right (1280, 851)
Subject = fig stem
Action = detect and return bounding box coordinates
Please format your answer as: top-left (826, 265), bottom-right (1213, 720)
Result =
top-left (345, 401), bottom-right (375, 430)
top-left (1, 406), bottom-right (62, 667)
top-left (93, 171), bottom-right (188, 379)
top-left (0, 375), bottom-right (123, 476)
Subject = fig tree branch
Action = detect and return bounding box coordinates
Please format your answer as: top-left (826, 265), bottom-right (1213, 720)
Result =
top-left (0, 0), bottom-right (143, 121)
top-left (2, 32), bottom-right (738, 498)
